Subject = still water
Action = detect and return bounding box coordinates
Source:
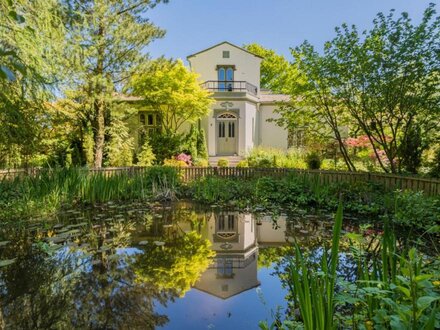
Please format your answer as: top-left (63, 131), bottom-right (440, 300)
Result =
top-left (0, 201), bottom-right (349, 329)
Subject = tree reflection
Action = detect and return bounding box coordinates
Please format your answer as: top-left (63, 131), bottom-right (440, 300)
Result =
top-left (0, 209), bottom-right (216, 329)
top-left (134, 231), bottom-right (215, 297)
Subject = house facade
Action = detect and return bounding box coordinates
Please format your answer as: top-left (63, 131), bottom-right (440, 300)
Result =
top-left (186, 41), bottom-right (290, 157)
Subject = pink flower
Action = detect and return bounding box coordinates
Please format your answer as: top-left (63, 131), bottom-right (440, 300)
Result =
top-left (175, 153), bottom-right (192, 166)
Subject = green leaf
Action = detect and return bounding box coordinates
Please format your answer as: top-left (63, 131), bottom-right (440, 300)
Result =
top-left (8, 10), bottom-right (25, 23)
top-left (0, 259), bottom-right (16, 267)
top-left (417, 296), bottom-right (439, 312)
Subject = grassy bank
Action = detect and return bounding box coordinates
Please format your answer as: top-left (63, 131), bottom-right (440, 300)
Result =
top-left (1, 168), bottom-right (439, 232)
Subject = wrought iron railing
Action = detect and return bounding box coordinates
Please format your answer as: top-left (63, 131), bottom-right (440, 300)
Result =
top-left (202, 81), bottom-right (258, 96)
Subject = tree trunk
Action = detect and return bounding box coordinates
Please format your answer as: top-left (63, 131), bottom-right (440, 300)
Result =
top-left (93, 99), bottom-right (105, 168)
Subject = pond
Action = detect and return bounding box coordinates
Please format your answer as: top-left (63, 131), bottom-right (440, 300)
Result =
top-left (0, 201), bottom-right (366, 329)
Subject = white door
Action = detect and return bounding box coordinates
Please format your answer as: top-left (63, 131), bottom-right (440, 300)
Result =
top-left (217, 113), bottom-right (237, 155)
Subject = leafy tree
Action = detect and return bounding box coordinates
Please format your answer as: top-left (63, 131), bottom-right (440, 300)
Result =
top-left (244, 43), bottom-right (301, 94)
top-left (129, 59), bottom-right (213, 135)
top-left (0, 0), bottom-right (66, 167)
top-left (62, 0), bottom-right (167, 168)
top-left (297, 5), bottom-right (439, 173)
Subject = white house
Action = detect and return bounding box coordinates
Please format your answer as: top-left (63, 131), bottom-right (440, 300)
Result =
top-left (187, 41), bottom-right (290, 160)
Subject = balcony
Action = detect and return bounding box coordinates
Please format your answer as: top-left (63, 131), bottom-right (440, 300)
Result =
top-left (202, 81), bottom-right (258, 96)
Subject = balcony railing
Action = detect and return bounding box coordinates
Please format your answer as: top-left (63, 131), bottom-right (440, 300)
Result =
top-left (202, 81), bottom-right (258, 96)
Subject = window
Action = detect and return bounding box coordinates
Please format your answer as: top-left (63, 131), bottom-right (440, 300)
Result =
top-left (217, 65), bottom-right (234, 91)
top-left (218, 122), bottom-right (225, 138)
top-left (227, 215), bottom-right (235, 230)
top-left (222, 50), bottom-right (230, 58)
top-left (218, 215), bottom-right (225, 231)
top-left (139, 112), bottom-right (161, 136)
top-left (228, 122), bottom-right (235, 138)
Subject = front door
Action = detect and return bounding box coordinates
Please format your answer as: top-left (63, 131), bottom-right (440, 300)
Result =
top-left (217, 115), bottom-right (237, 155)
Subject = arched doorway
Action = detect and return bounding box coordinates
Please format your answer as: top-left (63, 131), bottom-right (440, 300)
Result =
top-left (216, 112), bottom-right (238, 155)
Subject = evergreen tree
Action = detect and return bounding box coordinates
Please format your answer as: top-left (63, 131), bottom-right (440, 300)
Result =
top-left (62, 0), bottom-right (167, 168)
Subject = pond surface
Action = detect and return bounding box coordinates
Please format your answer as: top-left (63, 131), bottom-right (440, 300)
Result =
top-left (0, 201), bottom-right (361, 329)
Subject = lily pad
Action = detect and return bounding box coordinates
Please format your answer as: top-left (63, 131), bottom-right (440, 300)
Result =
top-left (0, 259), bottom-right (16, 267)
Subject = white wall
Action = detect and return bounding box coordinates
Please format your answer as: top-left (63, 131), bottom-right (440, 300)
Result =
top-left (259, 104), bottom-right (288, 150)
top-left (188, 42), bottom-right (262, 90)
top-left (244, 102), bottom-right (257, 153)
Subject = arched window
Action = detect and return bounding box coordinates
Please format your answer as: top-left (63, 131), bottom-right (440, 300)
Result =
top-left (217, 112), bottom-right (237, 119)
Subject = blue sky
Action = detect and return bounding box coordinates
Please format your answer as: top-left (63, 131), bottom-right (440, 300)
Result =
top-left (146, 0), bottom-right (435, 62)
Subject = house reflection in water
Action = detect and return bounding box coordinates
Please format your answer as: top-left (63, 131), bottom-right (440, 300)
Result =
top-left (194, 212), bottom-right (287, 299)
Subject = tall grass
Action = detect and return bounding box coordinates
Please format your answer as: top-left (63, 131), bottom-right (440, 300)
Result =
top-left (288, 201), bottom-right (343, 330)
top-left (277, 206), bottom-right (440, 329)
top-left (0, 167), bottom-right (180, 219)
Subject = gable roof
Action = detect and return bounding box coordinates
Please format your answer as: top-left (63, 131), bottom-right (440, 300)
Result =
top-left (187, 41), bottom-right (264, 60)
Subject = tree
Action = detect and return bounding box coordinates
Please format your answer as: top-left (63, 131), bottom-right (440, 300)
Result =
top-left (244, 43), bottom-right (301, 94)
top-left (62, 0), bottom-right (167, 168)
top-left (0, 0), bottom-right (66, 167)
top-left (129, 59), bottom-right (213, 135)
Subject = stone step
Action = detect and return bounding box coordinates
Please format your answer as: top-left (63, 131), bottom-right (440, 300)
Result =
top-left (208, 156), bottom-right (244, 167)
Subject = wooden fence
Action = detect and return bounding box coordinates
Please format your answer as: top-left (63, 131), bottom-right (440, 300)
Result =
top-left (1, 166), bottom-right (439, 196)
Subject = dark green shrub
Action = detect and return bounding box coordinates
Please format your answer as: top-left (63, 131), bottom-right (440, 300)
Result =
top-left (305, 152), bottom-right (321, 169)
top-left (149, 132), bottom-right (183, 164)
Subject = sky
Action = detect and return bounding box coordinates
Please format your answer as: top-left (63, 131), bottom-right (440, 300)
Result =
top-left (145, 0), bottom-right (435, 62)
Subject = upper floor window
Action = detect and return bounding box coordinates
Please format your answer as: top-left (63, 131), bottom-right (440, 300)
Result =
top-left (217, 65), bottom-right (234, 91)
top-left (222, 50), bottom-right (230, 58)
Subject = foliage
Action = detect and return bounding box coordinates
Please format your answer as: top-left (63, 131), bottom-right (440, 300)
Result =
top-left (193, 158), bottom-right (209, 167)
top-left (175, 153), bottom-right (192, 166)
top-left (105, 108), bottom-right (135, 167)
top-left (149, 132), bottom-right (183, 164)
top-left (305, 152), bottom-right (321, 170)
top-left (197, 128), bottom-right (208, 160)
top-left (217, 158), bottom-right (229, 167)
top-left (243, 44), bottom-right (304, 94)
top-left (263, 207), bottom-right (440, 329)
top-left (137, 139), bottom-right (156, 166)
top-left (428, 148), bottom-right (440, 178)
top-left (0, 167), bottom-right (181, 219)
top-left (236, 160), bottom-right (249, 168)
top-left (246, 147), bottom-right (307, 169)
top-left (291, 4), bottom-right (440, 174)
top-left (129, 59), bottom-right (213, 135)
top-left (0, 0), bottom-right (66, 168)
top-left (163, 159), bottom-right (187, 167)
top-left (393, 191), bottom-right (440, 230)
top-left (288, 202), bottom-right (343, 330)
top-left (134, 231), bottom-right (215, 297)
top-left (62, 0), bottom-right (167, 167)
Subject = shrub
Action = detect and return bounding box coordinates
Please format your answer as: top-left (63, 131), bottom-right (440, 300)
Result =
top-left (137, 140), bottom-right (156, 166)
top-left (163, 159), bottom-right (188, 167)
top-left (305, 152), bottom-right (321, 169)
top-left (217, 158), bottom-right (229, 167)
top-left (246, 147), bottom-right (307, 168)
top-left (236, 160), bottom-right (249, 168)
top-left (175, 153), bottom-right (192, 166)
top-left (149, 132), bottom-right (183, 164)
top-left (429, 148), bottom-right (440, 178)
top-left (197, 128), bottom-right (208, 160)
top-left (193, 158), bottom-right (209, 167)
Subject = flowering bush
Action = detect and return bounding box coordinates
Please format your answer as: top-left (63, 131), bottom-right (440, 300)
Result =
top-left (175, 153), bottom-right (192, 166)
top-left (164, 159), bottom-right (188, 167)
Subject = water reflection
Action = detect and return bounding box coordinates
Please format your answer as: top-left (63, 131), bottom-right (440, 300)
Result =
top-left (0, 202), bottom-right (348, 329)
